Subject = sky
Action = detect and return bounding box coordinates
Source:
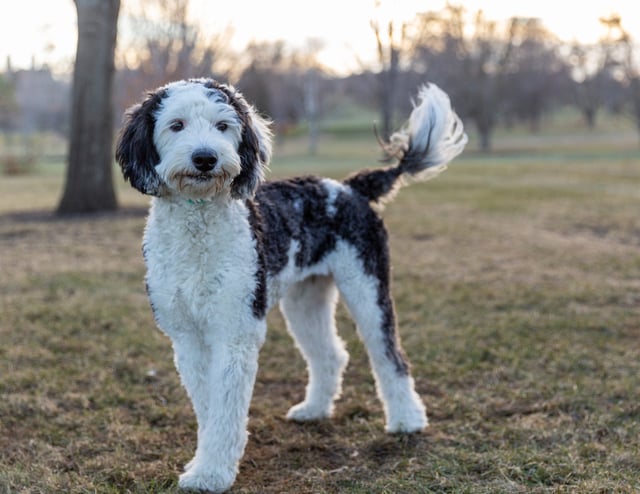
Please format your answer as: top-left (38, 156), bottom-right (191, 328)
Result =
top-left (1, 0), bottom-right (639, 76)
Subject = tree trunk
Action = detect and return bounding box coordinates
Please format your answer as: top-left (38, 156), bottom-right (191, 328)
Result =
top-left (583, 106), bottom-right (596, 130)
top-left (379, 45), bottom-right (399, 140)
top-left (475, 112), bottom-right (494, 152)
top-left (304, 68), bottom-right (320, 155)
top-left (478, 129), bottom-right (491, 153)
top-left (57, 0), bottom-right (120, 214)
top-left (373, 21), bottom-right (400, 140)
top-left (630, 77), bottom-right (640, 146)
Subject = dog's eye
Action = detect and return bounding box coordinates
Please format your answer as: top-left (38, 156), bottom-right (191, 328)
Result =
top-left (169, 120), bottom-right (185, 132)
top-left (215, 122), bottom-right (228, 132)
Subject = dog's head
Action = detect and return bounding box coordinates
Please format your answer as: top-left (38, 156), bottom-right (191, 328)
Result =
top-left (116, 79), bottom-right (272, 200)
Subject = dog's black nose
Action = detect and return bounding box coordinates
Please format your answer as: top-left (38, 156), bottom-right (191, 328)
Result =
top-left (191, 149), bottom-right (218, 172)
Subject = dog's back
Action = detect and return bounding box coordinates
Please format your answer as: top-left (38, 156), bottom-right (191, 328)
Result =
top-left (253, 83), bottom-right (467, 308)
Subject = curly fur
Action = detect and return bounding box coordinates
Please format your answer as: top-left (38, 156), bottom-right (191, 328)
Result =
top-left (116, 78), bottom-right (467, 493)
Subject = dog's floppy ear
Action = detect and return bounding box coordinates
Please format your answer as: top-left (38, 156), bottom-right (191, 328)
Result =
top-left (115, 89), bottom-right (167, 196)
top-left (233, 107), bottom-right (272, 199)
top-left (207, 81), bottom-right (273, 199)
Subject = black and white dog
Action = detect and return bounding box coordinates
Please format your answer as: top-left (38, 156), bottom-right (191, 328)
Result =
top-left (116, 78), bottom-right (466, 492)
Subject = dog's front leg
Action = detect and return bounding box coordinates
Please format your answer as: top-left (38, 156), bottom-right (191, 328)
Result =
top-left (171, 333), bottom-right (209, 473)
top-left (174, 322), bottom-right (265, 493)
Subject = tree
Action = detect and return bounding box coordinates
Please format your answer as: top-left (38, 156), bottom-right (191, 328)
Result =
top-left (568, 42), bottom-right (608, 129)
top-left (237, 41), bottom-right (287, 117)
top-left (0, 74), bottom-right (17, 134)
top-left (371, 18), bottom-right (406, 140)
top-left (500, 18), bottom-right (567, 132)
top-left (598, 15), bottom-right (640, 141)
top-left (237, 41), bottom-right (317, 133)
top-left (58, 0), bottom-right (120, 214)
top-left (299, 39), bottom-right (325, 154)
top-left (116, 0), bottom-right (231, 104)
top-left (303, 66), bottom-right (321, 154)
top-left (412, 5), bottom-right (515, 151)
top-left (412, 7), bottom-right (567, 150)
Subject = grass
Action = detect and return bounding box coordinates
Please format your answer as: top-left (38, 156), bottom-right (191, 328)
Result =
top-left (1, 118), bottom-right (640, 493)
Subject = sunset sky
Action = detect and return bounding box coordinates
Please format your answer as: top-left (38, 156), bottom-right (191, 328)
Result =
top-left (1, 0), bottom-right (638, 75)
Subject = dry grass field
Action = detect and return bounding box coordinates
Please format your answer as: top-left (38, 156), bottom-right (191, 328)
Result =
top-left (1, 120), bottom-right (639, 493)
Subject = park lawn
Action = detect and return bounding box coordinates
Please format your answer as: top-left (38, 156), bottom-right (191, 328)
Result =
top-left (1, 127), bottom-right (639, 493)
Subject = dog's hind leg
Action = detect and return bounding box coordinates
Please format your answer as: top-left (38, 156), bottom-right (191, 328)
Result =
top-left (333, 244), bottom-right (428, 433)
top-left (281, 275), bottom-right (349, 421)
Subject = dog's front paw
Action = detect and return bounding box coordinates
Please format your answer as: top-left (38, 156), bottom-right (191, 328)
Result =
top-left (178, 466), bottom-right (236, 493)
top-left (385, 405), bottom-right (428, 434)
top-left (286, 401), bottom-right (331, 422)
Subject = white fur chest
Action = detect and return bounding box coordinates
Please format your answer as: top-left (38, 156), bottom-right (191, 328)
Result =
top-left (143, 197), bottom-right (260, 339)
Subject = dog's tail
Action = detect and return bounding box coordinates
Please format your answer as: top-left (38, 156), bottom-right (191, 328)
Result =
top-left (344, 83), bottom-right (467, 205)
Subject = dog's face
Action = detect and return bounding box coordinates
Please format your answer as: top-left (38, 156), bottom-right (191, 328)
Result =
top-left (116, 79), bottom-right (272, 200)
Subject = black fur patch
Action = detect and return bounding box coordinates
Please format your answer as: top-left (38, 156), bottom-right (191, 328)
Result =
top-left (255, 177), bottom-right (334, 275)
top-left (344, 166), bottom-right (403, 204)
top-left (116, 89), bottom-right (168, 196)
top-left (254, 176), bottom-right (410, 375)
top-left (245, 199), bottom-right (267, 319)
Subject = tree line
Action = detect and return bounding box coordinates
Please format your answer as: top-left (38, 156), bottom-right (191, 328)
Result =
top-left (0, 0), bottom-right (637, 213)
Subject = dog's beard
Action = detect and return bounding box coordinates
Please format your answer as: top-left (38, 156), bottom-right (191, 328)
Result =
top-left (161, 156), bottom-right (241, 199)
top-left (171, 169), bottom-right (236, 198)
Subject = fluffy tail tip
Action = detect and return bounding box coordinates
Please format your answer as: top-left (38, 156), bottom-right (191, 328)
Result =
top-left (387, 83), bottom-right (468, 180)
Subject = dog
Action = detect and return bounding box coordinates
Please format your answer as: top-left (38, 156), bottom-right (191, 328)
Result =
top-left (115, 78), bottom-right (467, 492)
